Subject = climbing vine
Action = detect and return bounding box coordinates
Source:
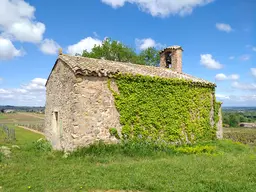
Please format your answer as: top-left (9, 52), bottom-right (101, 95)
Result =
top-left (108, 74), bottom-right (221, 144)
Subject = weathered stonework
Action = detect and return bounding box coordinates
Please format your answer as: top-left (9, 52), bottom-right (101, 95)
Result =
top-left (45, 50), bottom-right (223, 151)
top-left (159, 46), bottom-right (183, 73)
top-left (217, 106), bottom-right (223, 139)
top-left (45, 60), bottom-right (76, 150)
top-left (70, 76), bottom-right (121, 149)
top-left (45, 60), bottom-right (121, 151)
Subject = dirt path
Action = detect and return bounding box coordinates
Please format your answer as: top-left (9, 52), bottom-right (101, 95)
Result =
top-left (17, 126), bottom-right (45, 136)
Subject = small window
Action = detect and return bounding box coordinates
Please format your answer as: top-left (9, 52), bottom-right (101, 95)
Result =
top-left (54, 112), bottom-right (58, 122)
top-left (53, 111), bottom-right (59, 133)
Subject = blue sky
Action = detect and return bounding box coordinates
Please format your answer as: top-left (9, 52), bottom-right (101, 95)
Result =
top-left (0, 0), bottom-right (255, 106)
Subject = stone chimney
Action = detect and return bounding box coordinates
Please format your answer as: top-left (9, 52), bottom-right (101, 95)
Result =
top-left (159, 45), bottom-right (183, 73)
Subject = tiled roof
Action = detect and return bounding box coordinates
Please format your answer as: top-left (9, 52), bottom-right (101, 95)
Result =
top-left (47, 54), bottom-right (215, 86)
top-left (159, 45), bottom-right (183, 53)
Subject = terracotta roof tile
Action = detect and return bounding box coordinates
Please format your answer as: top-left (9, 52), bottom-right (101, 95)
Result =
top-left (57, 54), bottom-right (214, 86)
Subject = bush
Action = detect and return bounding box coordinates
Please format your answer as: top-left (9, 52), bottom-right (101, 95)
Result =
top-left (32, 138), bottom-right (52, 152)
top-left (174, 145), bottom-right (216, 154)
top-left (109, 128), bottom-right (120, 139)
top-left (70, 140), bottom-right (222, 159)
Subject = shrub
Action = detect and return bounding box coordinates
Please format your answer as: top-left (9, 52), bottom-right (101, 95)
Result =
top-left (174, 145), bottom-right (216, 154)
top-left (32, 138), bottom-right (52, 152)
top-left (109, 128), bottom-right (120, 139)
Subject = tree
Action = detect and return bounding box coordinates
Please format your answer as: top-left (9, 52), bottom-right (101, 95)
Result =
top-left (139, 47), bottom-right (160, 66)
top-left (82, 38), bottom-right (140, 63)
top-left (239, 115), bottom-right (247, 123)
top-left (82, 38), bottom-right (160, 66)
top-left (223, 114), bottom-right (230, 125)
top-left (229, 114), bottom-right (240, 127)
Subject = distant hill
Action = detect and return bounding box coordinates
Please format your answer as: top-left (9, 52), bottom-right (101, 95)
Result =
top-left (222, 107), bottom-right (256, 112)
top-left (0, 105), bottom-right (45, 113)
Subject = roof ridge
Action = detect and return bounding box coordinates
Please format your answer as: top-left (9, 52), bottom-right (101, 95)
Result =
top-left (56, 54), bottom-right (215, 87)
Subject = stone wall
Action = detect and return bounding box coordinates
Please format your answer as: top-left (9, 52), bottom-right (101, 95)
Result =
top-left (159, 48), bottom-right (182, 73)
top-left (46, 62), bottom-right (122, 151)
top-left (70, 77), bottom-right (121, 149)
top-left (45, 60), bottom-right (77, 150)
top-left (217, 106), bottom-right (223, 139)
top-left (171, 49), bottom-right (182, 73)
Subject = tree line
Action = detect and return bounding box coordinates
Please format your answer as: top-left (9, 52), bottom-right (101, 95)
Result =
top-left (223, 111), bottom-right (256, 127)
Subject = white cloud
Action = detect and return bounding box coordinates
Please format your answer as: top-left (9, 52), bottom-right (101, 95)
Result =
top-left (101, 0), bottom-right (214, 17)
top-left (200, 54), bottom-right (223, 69)
top-left (135, 38), bottom-right (164, 50)
top-left (251, 68), bottom-right (256, 78)
top-left (216, 94), bottom-right (230, 100)
top-left (232, 81), bottom-right (256, 91)
top-left (6, 20), bottom-right (45, 43)
top-left (93, 32), bottom-right (99, 38)
top-left (229, 56), bottom-right (235, 60)
top-left (215, 73), bottom-right (227, 81)
top-left (246, 45), bottom-right (256, 52)
top-left (22, 78), bottom-right (47, 91)
top-left (228, 74), bottom-right (240, 80)
top-left (14, 88), bottom-right (27, 93)
top-left (67, 37), bottom-right (102, 56)
top-left (0, 0), bottom-right (45, 43)
top-left (0, 37), bottom-right (24, 60)
top-left (216, 23), bottom-right (232, 33)
top-left (40, 39), bottom-right (60, 55)
top-left (240, 55), bottom-right (250, 61)
top-left (238, 95), bottom-right (256, 102)
top-left (0, 89), bottom-right (11, 94)
top-left (216, 93), bottom-right (256, 106)
top-left (215, 73), bottom-right (239, 81)
top-left (0, 78), bottom-right (47, 106)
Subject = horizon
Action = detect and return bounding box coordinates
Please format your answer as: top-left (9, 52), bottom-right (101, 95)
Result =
top-left (2, 105), bottom-right (256, 108)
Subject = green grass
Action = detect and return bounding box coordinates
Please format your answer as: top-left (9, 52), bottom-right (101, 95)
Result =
top-left (0, 114), bottom-right (5, 119)
top-left (0, 124), bottom-right (43, 146)
top-left (1, 127), bottom-right (256, 192)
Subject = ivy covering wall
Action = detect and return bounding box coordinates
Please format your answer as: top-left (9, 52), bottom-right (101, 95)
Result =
top-left (108, 74), bottom-right (221, 144)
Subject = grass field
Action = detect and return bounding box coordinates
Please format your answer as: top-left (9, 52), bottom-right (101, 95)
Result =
top-left (0, 112), bottom-right (44, 132)
top-left (224, 127), bottom-right (256, 146)
top-left (0, 113), bottom-right (256, 191)
top-left (0, 112), bottom-right (44, 124)
top-left (1, 126), bottom-right (256, 191)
